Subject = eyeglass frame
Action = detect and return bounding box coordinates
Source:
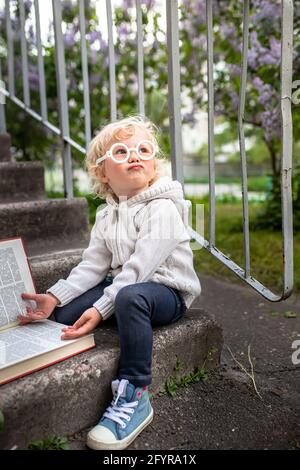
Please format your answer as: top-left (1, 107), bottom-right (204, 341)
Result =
top-left (95, 139), bottom-right (159, 166)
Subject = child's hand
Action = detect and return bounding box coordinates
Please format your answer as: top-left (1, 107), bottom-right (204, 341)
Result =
top-left (61, 307), bottom-right (102, 340)
top-left (18, 293), bottom-right (59, 325)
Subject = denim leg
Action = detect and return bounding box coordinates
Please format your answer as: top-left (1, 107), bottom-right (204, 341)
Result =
top-left (113, 282), bottom-right (187, 387)
top-left (50, 277), bottom-right (113, 325)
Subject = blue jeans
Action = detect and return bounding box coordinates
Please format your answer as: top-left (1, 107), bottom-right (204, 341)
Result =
top-left (51, 277), bottom-right (187, 387)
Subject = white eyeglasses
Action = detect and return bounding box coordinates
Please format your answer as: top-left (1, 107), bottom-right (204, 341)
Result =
top-left (95, 140), bottom-right (158, 165)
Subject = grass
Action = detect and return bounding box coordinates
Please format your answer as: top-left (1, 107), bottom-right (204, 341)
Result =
top-left (189, 197), bottom-right (300, 295)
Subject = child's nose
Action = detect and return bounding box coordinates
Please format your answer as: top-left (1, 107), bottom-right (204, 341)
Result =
top-left (128, 150), bottom-right (140, 161)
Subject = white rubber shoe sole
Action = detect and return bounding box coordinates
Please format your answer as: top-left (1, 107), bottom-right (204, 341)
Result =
top-left (86, 407), bottom-right (154, 451)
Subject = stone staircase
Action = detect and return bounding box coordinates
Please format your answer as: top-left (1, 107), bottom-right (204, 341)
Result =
top-left (0, 133), bottom-right (223, 450)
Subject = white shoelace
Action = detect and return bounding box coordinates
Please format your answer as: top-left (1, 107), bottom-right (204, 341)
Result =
top-left (103, 386), bottom-right (139, 428)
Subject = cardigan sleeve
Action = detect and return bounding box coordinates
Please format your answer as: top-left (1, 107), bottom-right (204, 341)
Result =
top-left (92, 199), bottom-right (190, 320)
top-left (46, 209), bottom-right (112, 307)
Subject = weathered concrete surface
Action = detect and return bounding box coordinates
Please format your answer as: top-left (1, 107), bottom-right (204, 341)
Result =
top-left (66, 274), bottom-right (300, 451)
top-left (0, 162), bottom-right (46, 202)
top-left (29, 247), bottom-right (85, 293)
top-left (0, 198), bottom-right (89, 252)
top-left (0, 309), bottom-right (222, 450)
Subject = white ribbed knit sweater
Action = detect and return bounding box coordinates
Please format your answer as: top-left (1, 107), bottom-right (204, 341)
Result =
top-left (46, 176), bottom-right (201, 320)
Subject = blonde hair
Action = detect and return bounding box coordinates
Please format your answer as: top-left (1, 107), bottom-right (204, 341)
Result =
top-left (85, 115), bottom-right (165, 199)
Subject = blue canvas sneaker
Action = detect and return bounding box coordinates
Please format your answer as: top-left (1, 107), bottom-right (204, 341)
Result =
top-left (86, 378), bottom-right (153, 450)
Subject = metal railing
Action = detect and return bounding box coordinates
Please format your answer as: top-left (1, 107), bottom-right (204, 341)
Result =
top-left (0, 0), bottom-right (294, 302)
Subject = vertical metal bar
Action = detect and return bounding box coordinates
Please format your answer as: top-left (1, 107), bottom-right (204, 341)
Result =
top-left (136, 0), bottom-right (145, 115)
top-left (166, 0), bottom-right (184, 185)
top-left (19, 0), bottom-right (30, 107)
top-left (0, 59), bottom-right (7, 133)
top-left (206, 0), bottom-right (215, 247)
top-left (34, 0), bottom-right (48, 121)
top-left (106, 0), bottom-right (117, 121)
top-left (52, 0), bottom-right (73, 199)
top-left (5, 0), bottom-right (15, 97)
top-left (79, 0), bottom-right (91, 147)
top-left (280, 0), bottom-right (294, 296)
top-left (238, 0), bottom-right (250, 278)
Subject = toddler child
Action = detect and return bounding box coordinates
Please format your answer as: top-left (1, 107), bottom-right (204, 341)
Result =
top-left (19, 115), bottom-right (201, 450)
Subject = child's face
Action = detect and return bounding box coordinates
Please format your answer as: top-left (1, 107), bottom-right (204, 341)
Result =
top-left (98, 127), bottom-right (157, 199)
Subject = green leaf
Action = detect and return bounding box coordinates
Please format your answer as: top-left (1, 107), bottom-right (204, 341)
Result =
top-left (284, 311), bottom-right (297, 319)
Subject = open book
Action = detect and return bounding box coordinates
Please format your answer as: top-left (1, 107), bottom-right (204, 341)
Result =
top-left (0, 237), bottom-right (95, 386)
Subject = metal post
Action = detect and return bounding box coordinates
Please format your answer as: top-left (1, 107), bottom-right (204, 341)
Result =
top-left (166, 0), bottom-right (184, 185)
top-left (79, 0), bottom-right (91, 147)
top-left (106, 0), bottom-right (117, 122)
top-left (238, 0), bottom-right (251, 278)
top-left (19, 0), bottom-right (30, 107)
top-left (34, 0), bottom-right (48, 121)
top-left (136, 0), bottom-right (145, 116)
top-left (280, 0), bottom-right (294, 297)
top-left (206, 0), bottom-right (216, 247)
top-left (0, 59), bottom-right (7, 133)
top-left (5, 0), bottom-right (15, 97)
top-left (52, 0), bottom-right (73, 199)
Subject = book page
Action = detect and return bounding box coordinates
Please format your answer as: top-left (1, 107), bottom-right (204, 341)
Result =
top-left (0, 319), bottom-right (83, 369)
top-left (0, 238), bottom-right (37, 330)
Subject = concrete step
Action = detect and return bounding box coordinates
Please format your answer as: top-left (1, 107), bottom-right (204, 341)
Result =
top-left (0, 162), bottom-right (46, 202)
top-left (0, 198), bottom-right (90, 250)
top-left (28, 246), bottom-right (87, 293)
top-left (0, 309), bottom-right (222, 450)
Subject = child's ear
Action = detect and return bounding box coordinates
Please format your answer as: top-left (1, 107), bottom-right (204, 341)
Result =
top-left (96, 164), bottom-right (109, 183)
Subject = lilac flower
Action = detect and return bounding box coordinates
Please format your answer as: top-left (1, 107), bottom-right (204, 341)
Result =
top-left (90, 72), bottom-right (101, 87)
top-left (118, 24), bottom-right (131, 40)
top-left (228, 64), bottom-right (241, 76)
top-left (143, 0), bottom-right (156, 8)
top-left (89, 31), bottom-right (102, 44)
top-left (182, 111), bottom-right (197, 126)
top-left (251, 1), bottom-right (280, 23)
top-left (252, 76), bottom-right (263, 90)
top-left (228, 89), bottom-right (239, 112)
top-left (63, 0), bottom-right (73, 14)
top-left (220, 24), bottom-right (236, 40)
top-left (64, 31), bottom-right (76, 49)
top-left (261, 108), bottom-right (281, 141)
top-left (28, 70), bottom-right (39, 92)
top-left (248, 49), bottom-right (258, 69)
top-left (269, 36), bottom-right (281, 63)
top-left (24, 0), bottom-right (33, 14)
top-left (260, 52), bottom-right (278, 66)
top-left (121, 0), bottom-right (134, 9)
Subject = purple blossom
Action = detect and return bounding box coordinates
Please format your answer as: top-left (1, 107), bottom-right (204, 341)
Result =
top-left (252, 76), bottom-right (263, 90)
top-left (260, 108), bottom-right (281, 141)
top-left (118, 24), bottom-right (131, 40)
top-left (143, 0), bottom-right (156, 8)
top-left (89, 31), bottom-right (102, 44)
top-left (182, 111), bottom-right (197, 126)
top-left (248, 49), bottom-right (258, 69)
top-left (121, 0), bottom-right (134, 9)
top-left (24, 0), bottom-right (33, 13)
top-left (28, 70), bottom-right (39, 92)
top-left (269, 36), bottom-right (281, 63)
top-left (90, 72), bottom-right (101, 87)
top-left (228, 64), bottom-right (241, 76)
top-left (64, 30), bottom-right (76, 49)
top-left (220, 24), bottom-right (236, 40)
top-left (228, 89), bottom-right (239, 112)
top-left (251, 1), bottom-right (280, 23)
top-left (63, 0), bottom-right (73, 14)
